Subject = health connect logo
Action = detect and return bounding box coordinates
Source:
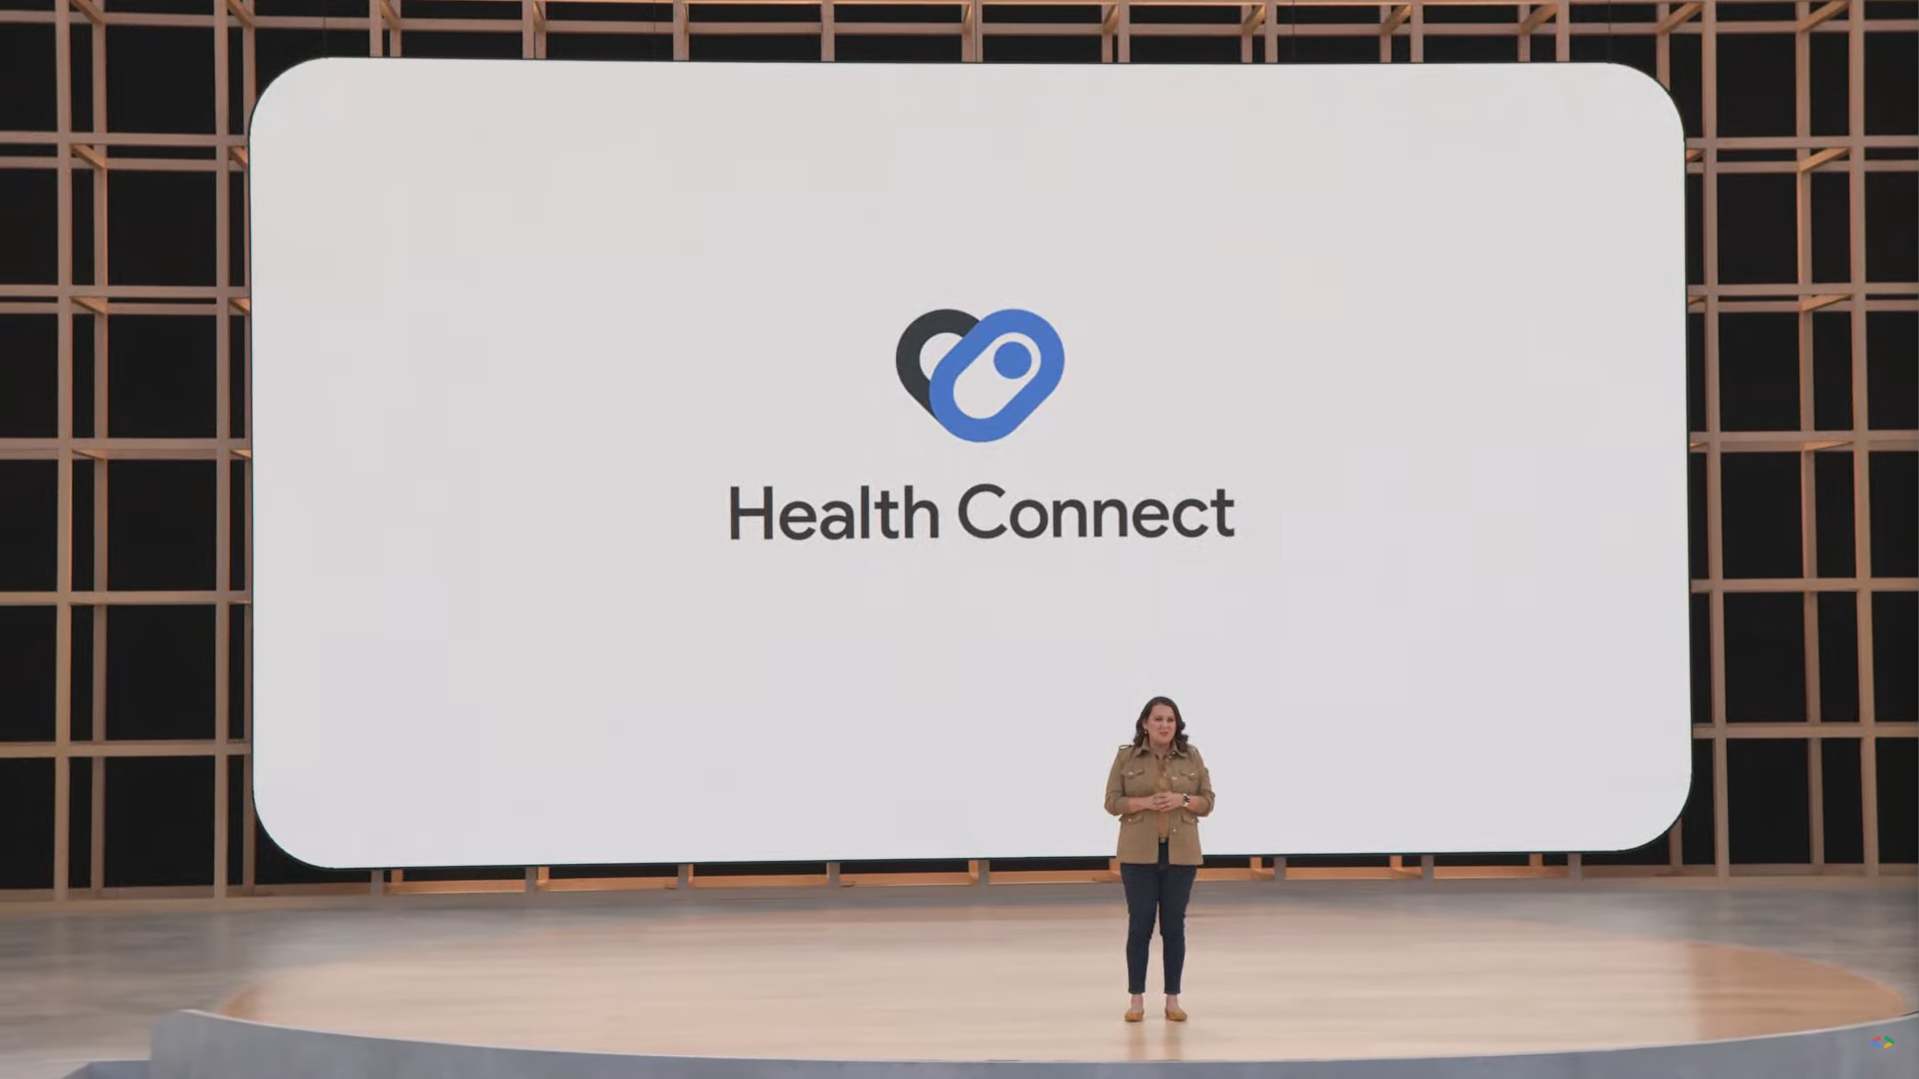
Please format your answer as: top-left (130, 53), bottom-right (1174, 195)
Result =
top-left (726, 305), bottom-right (1235, 542)
top-left (895, 309), bottom-right (1064, 443)
top-left (1871, 1035), bottom-right (1895, 1048)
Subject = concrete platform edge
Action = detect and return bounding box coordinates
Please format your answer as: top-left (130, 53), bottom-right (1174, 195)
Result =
top-left (61, 1064), bottom-right (150, 1079)
top-left (148, 1009), bottom-right (1918, 1079)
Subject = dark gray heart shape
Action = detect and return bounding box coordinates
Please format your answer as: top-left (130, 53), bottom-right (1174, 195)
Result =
top-left (895, 309), bottom-right (979, 417)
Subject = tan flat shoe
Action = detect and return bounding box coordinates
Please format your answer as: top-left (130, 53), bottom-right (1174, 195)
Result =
top-left (1165, 1006), bottom-right (1188, 1022)
top-left (1124, 1009), bottom-right (1144, 1023)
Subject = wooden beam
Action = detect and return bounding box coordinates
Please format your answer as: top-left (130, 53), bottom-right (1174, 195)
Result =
top-left (538, 875), bottom-right (676, 893)
top-left (1241, 3), bottom-right (1265, 34)
top-left (1381, 3), bottom-right (1412, 36)
top-left (70, 143), bottom-right (106, 171)
top-left (228, 145), bottom-right (248, 169)
top-left (1101, 3), bottom-right (1118, 34)
top-left (1799, 0), bottom-right (1847, 33)
top-left (380, 0), bottom-right (401, 32)
top-left (225, 0), bottom-right (258, 31)
top-left (688, 871), bottom-right (831, 889)
top-left (528, 0), bottom-right (545, 33)
top-left (1655, 2), bottom-right (1702, 35)
top-left (1797, 146), bottom-right (1847, 172)
top-left (1685, 147), bottom-right (1703, 162)
top-left (67, 0), bottom-right (103, 27)
top-left (74, 296), bottom-right (108, 317)
top-left (229, 296), bottom-right (250, 315)
top-left (1801, 294), bottom-right (1847, 313)
top-left (1518, 2), bottom-right (1556, 35)
top-left (838, 871), bottom-right (976, 888)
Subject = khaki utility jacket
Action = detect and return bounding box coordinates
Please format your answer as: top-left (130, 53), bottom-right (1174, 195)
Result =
top-left (1103, 741), bottom-right (1214, 865)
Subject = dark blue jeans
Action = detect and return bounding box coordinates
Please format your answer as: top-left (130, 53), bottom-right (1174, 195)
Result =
top-left (1120, 840), bottom-right (1197, 995)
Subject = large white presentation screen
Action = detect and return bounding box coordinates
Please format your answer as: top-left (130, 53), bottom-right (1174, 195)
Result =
top-left (249, 59), bottom-right (1689, 869)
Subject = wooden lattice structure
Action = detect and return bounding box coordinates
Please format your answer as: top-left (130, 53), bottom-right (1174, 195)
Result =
top-left (0, 0), bottom-right (1913, 907)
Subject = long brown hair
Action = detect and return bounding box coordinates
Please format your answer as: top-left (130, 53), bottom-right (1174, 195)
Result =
top-left (1131, 696), bottom-right (1188, 750)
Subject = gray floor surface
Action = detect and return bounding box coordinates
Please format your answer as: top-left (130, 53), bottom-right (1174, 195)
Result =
top-left (2, 879), bottom-right (1914, 1079)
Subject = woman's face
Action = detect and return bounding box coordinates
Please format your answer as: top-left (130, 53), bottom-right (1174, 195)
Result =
top-left (1143, 704), bottom-right (1179, 748)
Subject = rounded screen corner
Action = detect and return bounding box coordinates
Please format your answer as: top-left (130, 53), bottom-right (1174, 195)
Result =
top-left (249, 776), bottom-right (371, 873)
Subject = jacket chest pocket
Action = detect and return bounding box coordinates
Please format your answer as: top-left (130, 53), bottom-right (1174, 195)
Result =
top-left (1170, 769), bottom-right (1197, 792)
top-left (1122, 766), bottom-right (1146, 794)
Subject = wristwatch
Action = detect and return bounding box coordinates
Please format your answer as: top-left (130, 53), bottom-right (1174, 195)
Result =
top-left (1181, 794), bottom-right (1190, 808)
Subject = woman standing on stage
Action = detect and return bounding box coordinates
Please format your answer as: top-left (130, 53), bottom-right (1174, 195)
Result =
top-left (1104, 695), bottom-right (1214, 1023)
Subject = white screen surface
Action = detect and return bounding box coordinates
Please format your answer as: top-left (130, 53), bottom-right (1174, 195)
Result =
top-left (249, 59), bottom-right (1689, 869)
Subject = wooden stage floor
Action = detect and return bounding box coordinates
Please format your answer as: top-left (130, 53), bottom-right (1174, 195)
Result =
top-left (216, 897), bottom-right (1912, 1062)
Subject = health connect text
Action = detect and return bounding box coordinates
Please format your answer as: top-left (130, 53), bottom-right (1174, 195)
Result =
top-left (729, 485), bottom-right (1237, 541)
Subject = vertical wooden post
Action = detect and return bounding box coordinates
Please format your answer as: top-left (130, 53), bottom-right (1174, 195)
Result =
top-left (1700, 0), bottom-right (1729, 881)
top-left (1846, 1), bottom-right (1878, 878)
